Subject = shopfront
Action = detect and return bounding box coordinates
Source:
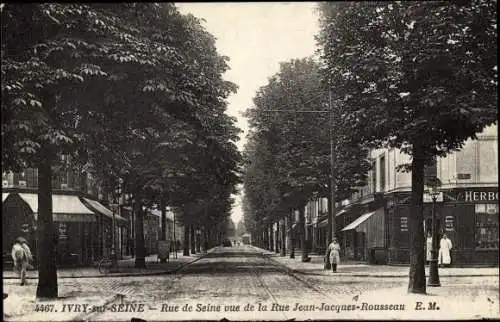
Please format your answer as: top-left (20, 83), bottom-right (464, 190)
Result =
top-left (2, 190), bottom-right (128, 267)
top-left (387, 187), bottom-right (499, 266)
top-left (337, 194), bottom-right (385, 262)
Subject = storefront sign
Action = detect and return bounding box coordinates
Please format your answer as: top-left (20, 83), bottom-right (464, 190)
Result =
top-left (463, 191), bottom-right (498, 202)
top-left (423, 192), bottom-right (443, 203)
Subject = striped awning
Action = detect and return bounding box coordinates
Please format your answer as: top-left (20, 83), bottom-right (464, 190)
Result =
top-left (81, 197), bottom-right (127, 223)
top-left (341, 211), bottom-right (376, 231)
top-left (317, 209), bottom-right (349, 228)
top-left (18, 193), bottom-right (97, 222)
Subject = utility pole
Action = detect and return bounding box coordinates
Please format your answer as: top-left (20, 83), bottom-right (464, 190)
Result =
top-left (261, 85), bottom-right (337, 263)
top-left (328, 87), bottom-right (336, 244)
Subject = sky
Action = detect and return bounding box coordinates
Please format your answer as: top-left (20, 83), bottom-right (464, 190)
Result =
top-left (176, 2), bottom-right (320, 225)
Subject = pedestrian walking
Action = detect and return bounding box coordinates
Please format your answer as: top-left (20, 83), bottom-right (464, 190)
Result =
top-left (426, 233), bottom-right (433, 264)
top-left (11, 237), bottom-right (33, 286)
top-left (327, 238), bottom-right (341, 273)
top-left (438, 233), bottom-right (453, 267)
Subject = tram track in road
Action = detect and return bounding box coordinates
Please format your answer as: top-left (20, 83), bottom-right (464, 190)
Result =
top-left (246, 254), bottom-right (289, 320)
top-left (73, 246), bottom-right (336, 321)
top-left (255, 250), bottom-right (335, 301)
top-left (244, 248), bottom-right (336, 320)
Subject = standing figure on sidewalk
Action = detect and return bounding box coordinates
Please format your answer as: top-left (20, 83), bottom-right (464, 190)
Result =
top-left (11, 237), bottom-right (33, 286)
top-left (426, 233), bottom-right (433, 264)
top-left (328, 238), bottom-right (341, 273)
top-left (438, 233), bottom-right (453, 267)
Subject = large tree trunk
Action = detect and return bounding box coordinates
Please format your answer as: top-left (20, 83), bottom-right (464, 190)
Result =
top-left (289, 212), bottom-right (295, 259)
top-left (190, 224), bottom-right (196, 254)
top-left (134, 199), bottom-right (146, 268)
top-left (299, 205), bottom-right (309, 262)
top-left (196, 225), bottom-right (201, 253)
top-left (160, 198), bottom-right (167, 262)
top-left (268, 224), bottom-right (273, 250)
top-left (408, 144), bottom-right (427, 294)
top-left (160, 198), bottom-right (166, 241)
top-left (275, 221), bottom-right (279, 253)
top-left (36, 154), bottom-right (58, 299)
top-left (280, 219), bottom-right (286, 256)
top-left (183, 225), bottom-right (190, 256)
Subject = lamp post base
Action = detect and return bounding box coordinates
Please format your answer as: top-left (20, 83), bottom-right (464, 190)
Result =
top-left (110, 247), bottom-right (118, 273)
top-left (427, 259), bottom-right (441, 287)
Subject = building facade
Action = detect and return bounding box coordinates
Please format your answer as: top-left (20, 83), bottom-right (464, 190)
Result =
top-left (2, 157), bottom-right (128, 267)
top-left (274, 124), bottom-right (498, 266)
top-left (384, 124), bottom-right (498, 266)
top-left (338, 124), bottom-right (498, 266)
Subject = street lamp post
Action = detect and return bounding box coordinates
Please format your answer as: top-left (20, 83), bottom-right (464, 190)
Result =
top-left (328, 87), bottom-right (336, 244)
top-left (110, 178), bottom-right (124, 272)
top-left (110, 211), bottom-right (118, 271)
top-left (427, 177), bottom-right (441, 287)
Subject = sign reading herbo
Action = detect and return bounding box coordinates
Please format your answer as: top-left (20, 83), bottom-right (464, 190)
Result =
top-left (454, 188), bottom-right (499, 202)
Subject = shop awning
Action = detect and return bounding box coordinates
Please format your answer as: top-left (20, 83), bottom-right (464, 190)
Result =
top-left (81, 197), bottom-right (127, 223)
top-left (18, 193), bottom-right (97, 222)
top-left (2, 193), bottom-right (10, 202)
top-left (286, 223), bottom-right (298, 232)
top-left (336, 209), bottom-right (348, 217)
top-left (316, 209), bottom-right (348, 228)
top-left (341, 211), bottom-right (376, 231)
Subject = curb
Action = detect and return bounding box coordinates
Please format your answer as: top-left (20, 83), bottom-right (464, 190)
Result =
top-left (250, 246), bottom-right (499, 278)
top-left (291, 271), bottom-right (500, 278)
top-left (3, 248), bottom-right (217, 280)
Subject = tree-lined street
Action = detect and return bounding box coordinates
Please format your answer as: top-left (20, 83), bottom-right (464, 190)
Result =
top-left (2, 2), bottom-right (498, 321)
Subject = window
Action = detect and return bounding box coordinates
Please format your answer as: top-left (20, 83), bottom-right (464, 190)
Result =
top-left (445, 216), bottom-right (454, 232)
top-left (475, 203), bottom-right (499, 249)
top-left (379, 155), bottom-right (385, 192)
top-left (424, 157), bottom-right (437, 181)
top-left (58, 223), bottom-right (68, 240)
top-left (400, 217), bottom-right (408, 232)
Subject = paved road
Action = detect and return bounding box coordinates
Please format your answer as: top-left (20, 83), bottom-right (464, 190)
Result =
top-left (4, 245), bottom-right (499, 321)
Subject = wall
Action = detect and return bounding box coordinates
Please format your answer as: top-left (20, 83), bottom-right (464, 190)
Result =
top-left (439, 124), bottom-right (498, 188)
top-left (367, 123), bottom-right (498, 194)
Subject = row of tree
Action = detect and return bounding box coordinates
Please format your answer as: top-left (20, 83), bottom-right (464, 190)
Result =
top-left (242, 58), bottom-right (371, 260)
top-left (2, 3), bottom-right (242, 298)
top-left (243, 1), bottom-right (497, 294)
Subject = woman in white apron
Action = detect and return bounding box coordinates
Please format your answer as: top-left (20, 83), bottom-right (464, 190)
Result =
top-left (438, 233), bottom-right (453, 267)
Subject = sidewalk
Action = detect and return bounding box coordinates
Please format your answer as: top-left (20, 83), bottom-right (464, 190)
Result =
top-left (3, 249), bottom-right (215, 321)
top-left (3, 249), bottom-right (215, 280)
top-left (251, 246), bottom-right (499, 277)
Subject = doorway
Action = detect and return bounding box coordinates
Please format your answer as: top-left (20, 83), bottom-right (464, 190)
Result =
top-left (424, 217), bottom-right (442, 237)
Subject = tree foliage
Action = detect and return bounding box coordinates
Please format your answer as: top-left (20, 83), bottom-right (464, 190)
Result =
top-left (317, 0), bottom-right (497, 294)
top-left (243, 57), bottom-right (370, 245)
top-left (2, 3), bottom-right (241, 297)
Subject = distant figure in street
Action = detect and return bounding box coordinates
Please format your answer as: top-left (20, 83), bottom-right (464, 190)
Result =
top-left (426, 233), bottom-right (433, 264)
top-left (438, 233), bottom-right (453, 267)
top-left (11, 237), bottom-right (33, 286)
top-left (328, 238), bottom-right (341, 273)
